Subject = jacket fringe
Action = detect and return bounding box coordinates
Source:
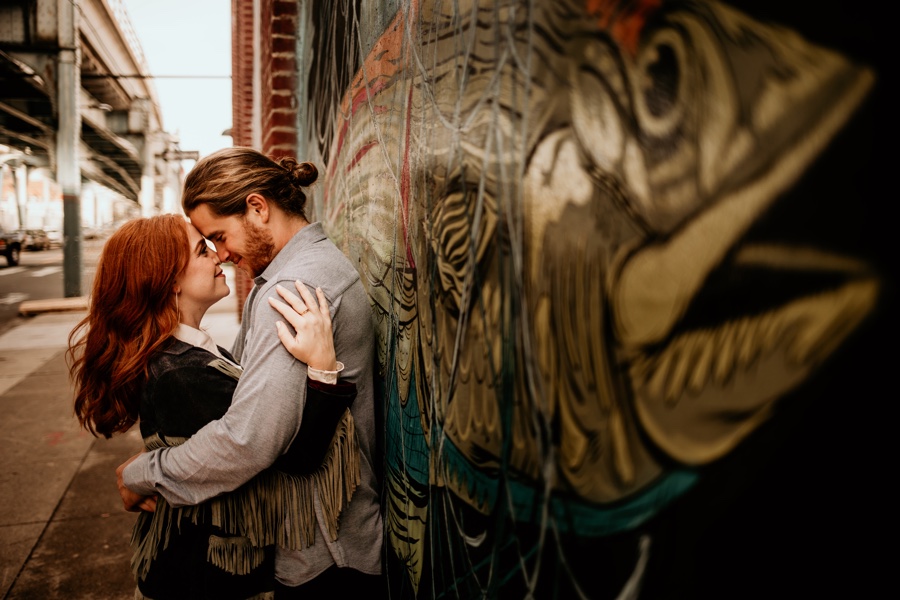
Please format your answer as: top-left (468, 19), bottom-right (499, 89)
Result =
top-left (131, 408), bottom-right (359, 580)
top-left (207, 535), bottom-right (268, 574)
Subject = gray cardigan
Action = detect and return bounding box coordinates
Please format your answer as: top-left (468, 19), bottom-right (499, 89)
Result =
top-left (124, 222), bottom-right (383, 585)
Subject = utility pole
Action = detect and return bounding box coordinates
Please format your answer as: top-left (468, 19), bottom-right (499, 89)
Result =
top-left (58, 0), bottom-right (82, 297)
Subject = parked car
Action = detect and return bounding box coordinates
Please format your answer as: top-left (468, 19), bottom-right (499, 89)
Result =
top-left (45, 228), bottom-right (62, 248)
top-left (0, 227), bottom-right (24, 266)
top-left (20, 229), bottom-right (51, 251)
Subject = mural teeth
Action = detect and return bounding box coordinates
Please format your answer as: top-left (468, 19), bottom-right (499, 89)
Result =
top-left (712, 320), bottom-right (736, 386)
top-left (756, 311), bottom-right (777, 355)
top-left (645, 348), bottom-right (670, 403)
top-left (729, 317), bottom-right (747, 369)
top-left (666, 335), bottom-right (692, 405)
top-left (628, 354), bottom-right (651, 386)
top-left (688, 330), bottom-right (714, 394)
top-left (771, 296), bottom-right (810, 365)
top-left (737, 316), bottom-right (762, 368)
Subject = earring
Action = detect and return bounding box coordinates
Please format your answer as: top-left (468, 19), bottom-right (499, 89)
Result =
top-left (175, 292), bottom-right (180, 320)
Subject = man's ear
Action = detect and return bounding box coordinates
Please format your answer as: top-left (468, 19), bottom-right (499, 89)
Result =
top-left (246, 193), bottom-right (270, 223)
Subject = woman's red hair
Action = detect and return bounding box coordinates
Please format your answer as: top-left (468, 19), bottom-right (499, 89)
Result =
top-left (68, 215), bottom-right (190, 438)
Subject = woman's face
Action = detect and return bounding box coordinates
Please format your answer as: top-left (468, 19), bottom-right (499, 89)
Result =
top-left (175, 223), bottom-right (230, 323)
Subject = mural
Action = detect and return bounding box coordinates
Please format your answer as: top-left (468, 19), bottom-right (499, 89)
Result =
top-left (304, 0), bottom-right (888, 597)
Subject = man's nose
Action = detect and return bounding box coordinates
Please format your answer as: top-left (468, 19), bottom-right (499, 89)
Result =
top-left (216, 247), bottom-right (230, 263)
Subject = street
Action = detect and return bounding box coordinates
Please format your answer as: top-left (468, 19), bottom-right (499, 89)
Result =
top-left (0, 239), bottom-right (104, 334)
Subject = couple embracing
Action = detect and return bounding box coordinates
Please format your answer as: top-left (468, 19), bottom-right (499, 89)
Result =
top-left (69, 148), bottom-right (383, 599)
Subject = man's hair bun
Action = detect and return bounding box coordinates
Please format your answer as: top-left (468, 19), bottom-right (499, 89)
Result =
top-left (278, 157), bottom-right (318, 188)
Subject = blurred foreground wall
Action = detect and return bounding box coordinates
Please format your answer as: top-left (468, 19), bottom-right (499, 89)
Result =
top-left (234, 1), bottom-right (892, 597)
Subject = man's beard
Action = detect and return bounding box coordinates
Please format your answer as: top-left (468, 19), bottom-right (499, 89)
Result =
top-left (240, 219), bottom-right (277, 277)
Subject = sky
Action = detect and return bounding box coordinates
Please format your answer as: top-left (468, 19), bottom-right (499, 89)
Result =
top-left (121, 0), bottom-right (232, 159)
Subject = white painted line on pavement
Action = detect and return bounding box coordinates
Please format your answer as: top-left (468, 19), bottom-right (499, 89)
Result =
top-left (29, 267), bottom-right (62, 277)
top-left (0, 267), bottom-right (26, 276)
top-left (0, 293), bottom-right (29, 305)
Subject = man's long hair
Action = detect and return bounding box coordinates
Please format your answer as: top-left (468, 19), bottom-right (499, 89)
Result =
top-left (67, 215), bottom-right (190, 438)
top-left (181, 146), bottom-right (317, 219)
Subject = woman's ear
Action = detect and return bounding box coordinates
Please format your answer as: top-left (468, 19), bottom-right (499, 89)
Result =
top-left (246, 193), bottom-right (270, 223)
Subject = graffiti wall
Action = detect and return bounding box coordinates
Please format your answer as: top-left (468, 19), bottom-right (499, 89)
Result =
top-left (302, 0), bottom-right (890, 596)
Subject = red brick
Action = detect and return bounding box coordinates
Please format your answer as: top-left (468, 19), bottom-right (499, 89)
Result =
top-left (271, 56), bottom-right (295, 73)
top-left (266, 111), bottom-right (295, 129)
top-left (271, 36), bottom-right (295, 54)
top-left (270, 93), bottom-right (296, 110)
top-left (273, 0), bottom-right (298, 16)
top-left (264, 130), bottom-right (297, 154)
top-left (271, 16), bottom-right (297, 35)
top-left (271, 74), bottom-right (296, 90)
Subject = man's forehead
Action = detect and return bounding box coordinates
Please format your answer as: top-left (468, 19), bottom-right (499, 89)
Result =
top-left (189, 221), bottom-right (219, 239)
top-left (187, 205), bottom-right (227, 237)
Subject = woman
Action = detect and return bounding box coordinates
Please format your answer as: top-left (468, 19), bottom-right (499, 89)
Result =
top-left (68, 214), bottom-right (357, 599)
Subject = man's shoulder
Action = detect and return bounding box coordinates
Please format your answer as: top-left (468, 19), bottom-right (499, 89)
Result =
top-left (264, 238), bottom-right (360, 297)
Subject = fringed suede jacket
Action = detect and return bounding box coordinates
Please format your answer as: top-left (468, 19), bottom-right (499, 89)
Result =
top-left (131, 338), bottom-right (359, 600)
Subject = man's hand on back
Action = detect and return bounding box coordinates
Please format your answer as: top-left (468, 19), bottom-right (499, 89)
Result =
top-left (116, 451), bottom-right (158, 512)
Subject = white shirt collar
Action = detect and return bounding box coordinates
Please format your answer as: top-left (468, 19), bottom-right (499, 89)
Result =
top-left (173, 323), bottom-right (228, 361)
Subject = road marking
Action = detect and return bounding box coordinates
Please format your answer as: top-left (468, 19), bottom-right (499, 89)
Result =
top-left (28, 256), bottom-right (62, 266)
top-left (0, 293), bottom-right (29, 305)
top-left (0, 267), bottom-right (26, 276)
top-left (30, 266), bottom-right (62, 277)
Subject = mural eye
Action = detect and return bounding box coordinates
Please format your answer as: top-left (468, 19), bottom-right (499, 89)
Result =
top-left (633, 28), bottom-right (688, 139)
top-left (644, 44), bottom-right (678, 116)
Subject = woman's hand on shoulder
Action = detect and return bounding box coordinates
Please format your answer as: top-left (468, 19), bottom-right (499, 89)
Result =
top-left (268, 281), bottom-right (338, 371)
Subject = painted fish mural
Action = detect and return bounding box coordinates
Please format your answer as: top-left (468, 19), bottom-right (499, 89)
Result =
top-left (304, 0), bottom-right (886, 596)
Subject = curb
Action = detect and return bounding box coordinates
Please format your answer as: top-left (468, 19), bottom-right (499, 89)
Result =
top-left (18, 296), bottom-right (89, 316)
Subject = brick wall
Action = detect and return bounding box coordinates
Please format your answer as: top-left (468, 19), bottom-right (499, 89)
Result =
top-left (230, 0), bottom-right (299, 319)
top-left (260, 0), bottom-right (298, 158)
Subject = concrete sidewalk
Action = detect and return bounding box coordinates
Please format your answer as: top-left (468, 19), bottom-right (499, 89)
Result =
top-left (0, 291), bottom-right (241, 599)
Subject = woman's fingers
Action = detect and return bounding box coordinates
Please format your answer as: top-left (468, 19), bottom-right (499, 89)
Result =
top-left (268, 296), bottom-right (303, 330)
top-left (269, 281), bottom-right (337, 368)
top-left (275, 283), bottom-right (308, 314)
top-left (290, 281), bottom-right (319, 315)
top-left (274, 320), bottom-right (296, 351)
top-left (314, 286), bottom-right (332, 326)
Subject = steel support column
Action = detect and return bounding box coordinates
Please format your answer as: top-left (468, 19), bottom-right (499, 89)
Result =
top-left (58, 0), bottom-right (82, 297)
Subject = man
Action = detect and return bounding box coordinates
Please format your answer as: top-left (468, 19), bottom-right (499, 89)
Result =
top-left (117, 148), bottom-right (383, 596)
